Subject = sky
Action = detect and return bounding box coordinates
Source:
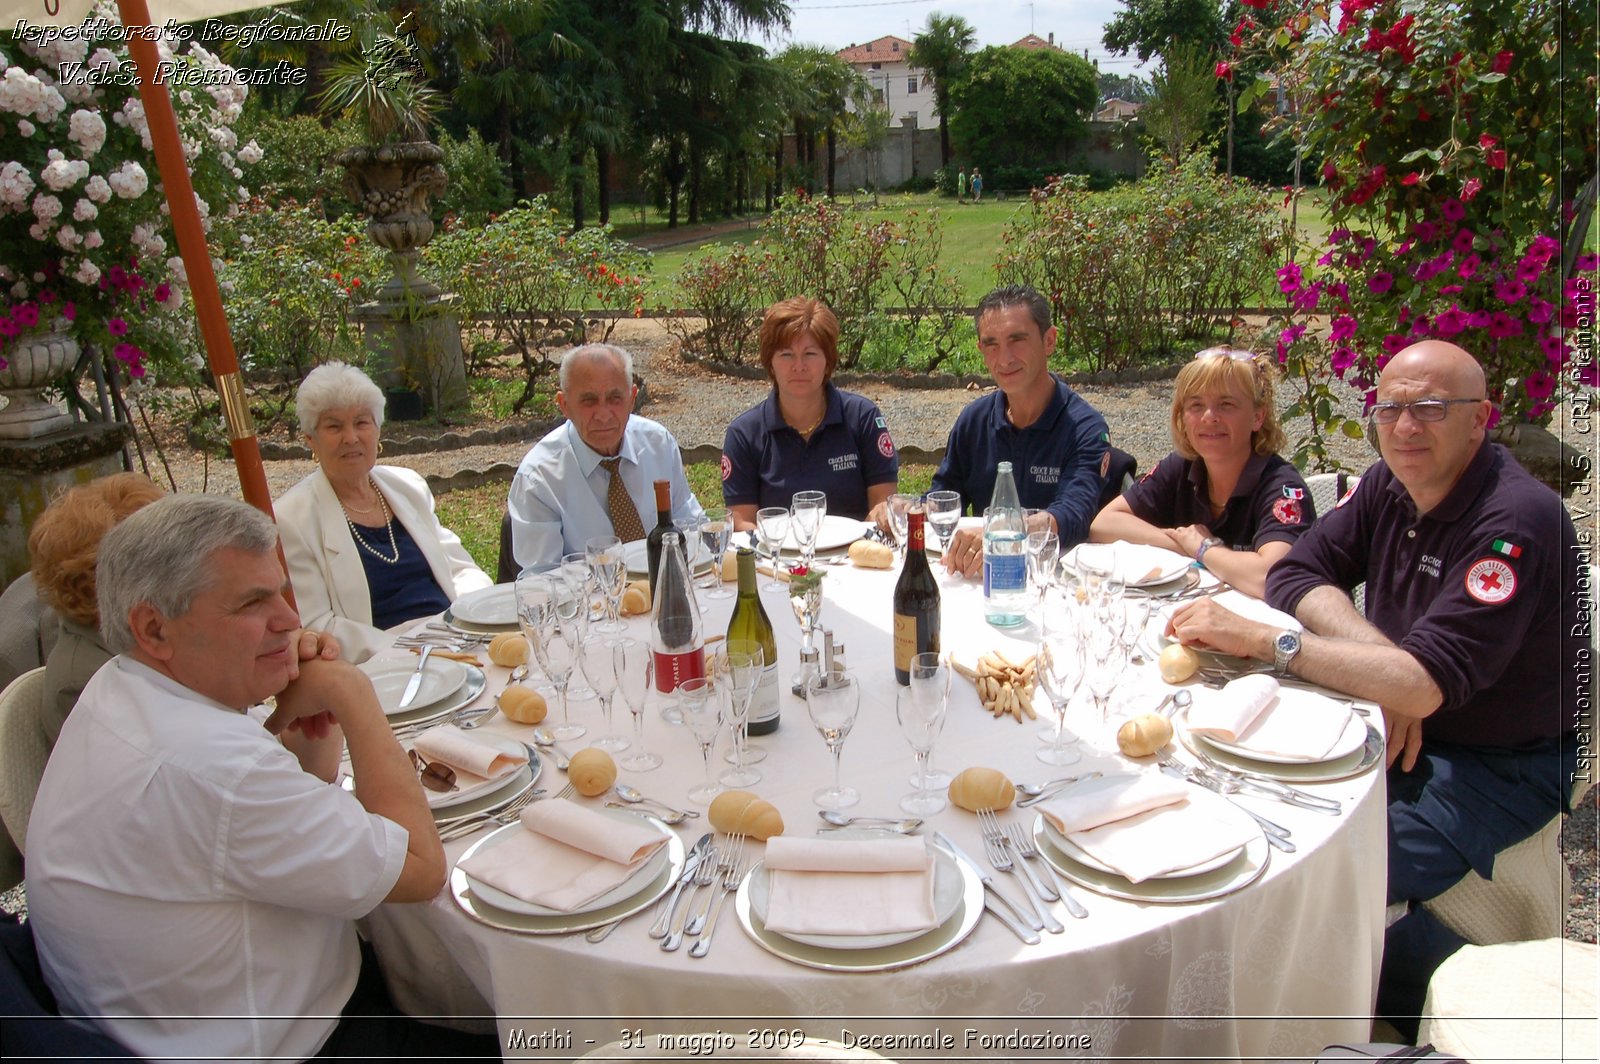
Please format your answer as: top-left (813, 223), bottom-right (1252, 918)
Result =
top-left (737, 0), bottom-right (1153, 75)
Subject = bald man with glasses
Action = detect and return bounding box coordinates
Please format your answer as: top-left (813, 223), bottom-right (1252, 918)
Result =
top-left (1165, 340), bottom-right (1582, 1038)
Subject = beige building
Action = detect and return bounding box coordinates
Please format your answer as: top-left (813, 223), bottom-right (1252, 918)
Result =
top-left (836, 36), bottom-right (940, 131)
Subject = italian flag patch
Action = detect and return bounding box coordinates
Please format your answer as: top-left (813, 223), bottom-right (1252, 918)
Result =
top-left (1491, 539), bottom-right (1522, 559)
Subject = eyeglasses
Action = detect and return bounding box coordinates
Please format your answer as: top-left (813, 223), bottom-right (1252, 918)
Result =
top-left (1196, 348), bottom-right (1259, 364)
top-left (1368, 398), bottom-right (1485, 425)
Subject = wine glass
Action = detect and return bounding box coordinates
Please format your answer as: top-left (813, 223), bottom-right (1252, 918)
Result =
top-left (1083, 618), bottom-right (1125, 749)
top-left (1036, 596), bottom-right (1085, 766)
top-left (716, 639), bottom-right (763, 787)
top-left (805, 670), bottom-right (860, 810)
top-left (898, 654), bottom-right (950, 813)
top-left (696, 508), bottom-right (734, 600)
top-left (1026, 530), bottom-right (1060, 609)
top-left (515, 571), bottom-right (586, 741)
top-left (579, 636), bottom-right (628, 752)
top-left (925, 490), bottom-right (962, 558)
top-left (886, 493), bottom-right (919, 559)
top-left (557, 552), bottom-right (595, 698)
top-left (790, 490), bottom-right (827, 567)
top-left (677, 675), bottom-right (725, 804)
top-left (1121, 593), bottom-right (1154, 664)
top-left (585, 535), bottom-right (627, 635)
top-left (755, 506), bottom-right (790, 591)
top-left (1073, 542), bottom-right (1115, 607)
top-left (613, 638), bottom-right (660, 771)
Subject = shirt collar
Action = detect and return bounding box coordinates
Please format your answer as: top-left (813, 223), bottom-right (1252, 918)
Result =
top-left (568, 418), bottom-right (638, 475)
top-left (1387, 437), bottom-right (1497, 523)
top-left (992, 377), bottom-right (1067, 432)
top-left (760, 382), bottom-right (842, 435)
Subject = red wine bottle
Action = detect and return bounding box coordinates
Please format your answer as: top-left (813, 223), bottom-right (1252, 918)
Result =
top-left (650, 531), bottom-right (704, 693)
top-left (645, 479), bottom-right (674, 596)
top-left (893, 508), bottom-right (941, 685)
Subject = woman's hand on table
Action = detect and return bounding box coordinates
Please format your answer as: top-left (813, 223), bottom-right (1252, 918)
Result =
top-left (942, 528), bottom-right (984, 577)
top-left (1167, 524), bottom-right (1213, 559)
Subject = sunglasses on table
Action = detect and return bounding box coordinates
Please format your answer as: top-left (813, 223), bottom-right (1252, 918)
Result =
top-left (1368, 398), bottom-right (1485, 425)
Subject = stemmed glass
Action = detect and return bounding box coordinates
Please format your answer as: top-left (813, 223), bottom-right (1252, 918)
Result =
top-left (579, 636), bottom-right (628, 752)
top-left (558, 552), bottom-right (594, 698)
top-left (515, 571), bottom-right (585, 741)
top-left (678, 675), bottom-right (725, 804)
top-left (1083, 616), bottom-right (1125, 749)
top-left (755, 506), bottom-right (790, 591)
top-left (614, 638), bottom-right (661, 771)
top-left (1035, 594), bottom-right (1085, 766)
top-left (1121, 593), bottom-right (1153, 664)
top-left (898, 653), bottom-right (950, 813)
top-left (805, 670), bottom-right (861, 810)
top-left (1026, 530), bottom-right (1060, 610)
top-left (716, 639), bottom-right (763, 787)
top-left (790, 490), bottom-right (827, 567)
top-left (585, 535), bottom-right (627, 635)
top-left (697, 508), bottom-right (734, 600)
top-left (886, 493), bottom-right (919, 559)
top-left (925, 490), bottom-right (962, 559)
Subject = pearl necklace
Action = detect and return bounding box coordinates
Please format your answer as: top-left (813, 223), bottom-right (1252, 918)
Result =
top-left (342, 478), bottom-right (399, 564)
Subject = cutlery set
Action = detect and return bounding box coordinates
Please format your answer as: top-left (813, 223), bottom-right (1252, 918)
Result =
top-left (637, 833), bottom-right (747, 958)
top-left (1155, 748), bottom-right (1343, 854)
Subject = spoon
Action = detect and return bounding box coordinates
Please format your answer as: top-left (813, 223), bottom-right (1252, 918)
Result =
top-left (1014, 772), bottom-right (1098, 798)
top-left (1015, 771), bottom-right (1105, 808)
top-left (496, 663), bottom-right (530, 702)
top-left (605, 801), bottom-right (693, 825)
top-left (530, 728), bottom-right (572, 770)
top-left (1164, 690), bottom-right (1192, 719)
top-left (613, 785), bottom-right (700, 819)
top-left (817, 811), bottom-right (923, 831)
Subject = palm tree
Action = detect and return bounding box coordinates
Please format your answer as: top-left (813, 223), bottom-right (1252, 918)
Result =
top-left (776, 45), bottom-right (867, 198)
top-left (909, 13), bottom-right (975, 168)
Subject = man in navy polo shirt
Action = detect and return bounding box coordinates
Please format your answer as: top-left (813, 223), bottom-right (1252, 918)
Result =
top-left (931, 285), bottom-right (1111, 577)
top-left (1167, 340), bottom-right (1582, 1037)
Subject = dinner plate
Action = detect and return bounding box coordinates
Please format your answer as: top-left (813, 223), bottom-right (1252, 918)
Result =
top-left (1063, 542), bottom-right (1192, 588)
top-left (622, 537), bottom-right (710, 576)
top-left (734, 841), bottom-right (982, 973)
top-left (434, 752), bottom-right (542, 825)
top-left (1181, 718), bottom-right (1384, 784)
top-left (408, 731), bottom-right (535, 810)
top-left (1032, 818), bottom-right (1270, 903)
top-left (385, 667), bottom-right (488, 729)
top-left (460, 807), bottom-right (675, 916)
top-left (778, 515), bottom-right (871, 555)
top-left (360, 657), bottom-right (470, 716)
top-left (451, 819), bottom-right (685, 935)
top-left (1185, 697), bottom-right (1367, 765)
top-left (439, 608), bottom-right (518, 635)
top-left (745, 847), bottom-right (964, 951)
top-left (1036, 787), bottom-right (1248, 876)
top-left (451, 584), bottom-right (519, 627)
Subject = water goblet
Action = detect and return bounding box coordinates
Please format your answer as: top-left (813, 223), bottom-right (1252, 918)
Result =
top-left (898, 655), bottom-right (950, 813)
top-left (678, 676), bottom-right (725, 805)
top-left (790, 490), bottom-right (827, 567)
top-left (925, 490), bottom-right (962, 558)
top-left (614, 638), bottom-right (661, 771)
top-left (585, 535), bottom-right (627, 635)
top-left (716, 640), bottom-right (763, 787)
top-left (805, 670), bottom-right (860, 810)
top-left (1026, 530), bottom-right (1060, 609)
top-left (1035, 598), bottom-right (1085, 766)
top-left (755, 506), bottom-right (790, 591)
top-left (515, 571), bottom-right (586, 741)
top-left (579, 636), bottom-right (629, 752)
top-left (906, 651), bottom-right (952, 788)
top-left (696, 508), bottom-right (734, 600)
top-left (1073, 542), bottom-right (1115, 606)
top-left (886, 493), bottom-right (919, 559)
top-left (1083, 621), bottom-right (1125, 749)
top-left (1121, 593), bottom-right (1153, 663)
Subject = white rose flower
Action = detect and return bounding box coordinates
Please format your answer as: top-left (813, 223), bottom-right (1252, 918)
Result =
top-left (57, 224), bottom-right (80, 249)
top-left (84, 175), bottom-right (111, 203)
top-left (17, 119), bottom-right (34, 137)
top-left (73, 198), bottom-right (97, 221)
top-left (108, 161), bottom-right (149, 199)
top-left (72, 259), bottom-right (100, 285)
top-left (31, 192), bottom-right (62, 222)
top-left (67, 109), bottom-right (107, 157)
top-left (41, 158), bottom-right (88, 191)
top-left (10, 282), bottom-right (27, 299)
top-left (166, 256), bottom-right (187, 285)
top-left (88, 49), bottom-right (120, 73)
top-left (238, 139), bottom-right (263, 165)
top-left (0, 161), bottom-right (36, 208)
top-left (83, 229), bottom-right (103, 249)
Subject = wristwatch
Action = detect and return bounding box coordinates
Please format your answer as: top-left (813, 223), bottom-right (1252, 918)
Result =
top-left (1195, 537), bottom-right (1223, 569)
top-left (1272, 629), bottom-right (1302, 675)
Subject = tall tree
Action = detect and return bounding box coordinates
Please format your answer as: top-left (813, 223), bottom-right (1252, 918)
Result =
top-left (775, 46), bottom-right (867, 198)
top-left (946, 46), bottom-right (1098, 168)
top-left (908, 13), bottom-right (975, 168)
top-left (1102, 0), bottom-right (1225, 63)
top-left (1139, 44), bottom-right (1217, 162)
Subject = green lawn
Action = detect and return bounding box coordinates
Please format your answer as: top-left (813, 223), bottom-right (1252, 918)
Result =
top-left (437, 461), bottom-right (938, 577)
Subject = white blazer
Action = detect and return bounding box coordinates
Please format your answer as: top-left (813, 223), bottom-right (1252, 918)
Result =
top-left (276, 465), bottom-right (492, 663)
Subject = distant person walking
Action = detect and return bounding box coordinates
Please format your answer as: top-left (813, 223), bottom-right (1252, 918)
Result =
top-left (970, 168), bottom-right (983, 201)
top-left (956, 168), bottom-right (969, 202)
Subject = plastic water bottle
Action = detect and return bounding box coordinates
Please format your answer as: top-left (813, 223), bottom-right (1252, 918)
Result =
top-left (983, 461), bottom-right (1028, 627)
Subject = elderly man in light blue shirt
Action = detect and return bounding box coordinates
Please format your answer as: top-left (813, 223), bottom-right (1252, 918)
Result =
top-left (509, 344), bottom-right (706, 570)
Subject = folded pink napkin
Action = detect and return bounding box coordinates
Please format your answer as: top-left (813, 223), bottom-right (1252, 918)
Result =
top-left (1039, 773), bottom-right (1256, 883)
top-left (1185, 674), bottom-right (1281, 743)
top-left (413, 724), bottom-right (527, 781)
top-left (458, 802), bottom-right (666, 912)
top-left (762, 836), bottom-right (938, 937)
top-left (1189, 682), bottom-right (1354, 760)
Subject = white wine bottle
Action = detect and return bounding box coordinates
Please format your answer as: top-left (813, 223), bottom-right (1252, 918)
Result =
top-left (726, 547), bottom-right (780, 734)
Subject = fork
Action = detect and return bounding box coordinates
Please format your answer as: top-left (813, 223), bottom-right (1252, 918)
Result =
top-left (1157, 757), bottom-right (1296, 852)
top-left (977, 809), bottom-right (1058, 933)
top-left (1192, 749), bottom-right (1343, 814)
top-left (437, 785), bottom-right (548, 842)
top-left (1008, 823), bottom-right (1087, 919)
top-left (662, 845), bottom-right (719, 952)
top-left (690, 835), bottom-right (746, 958)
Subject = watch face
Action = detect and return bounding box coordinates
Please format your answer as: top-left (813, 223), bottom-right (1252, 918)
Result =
top-left (1275, 631), bottom-right (1300, 656)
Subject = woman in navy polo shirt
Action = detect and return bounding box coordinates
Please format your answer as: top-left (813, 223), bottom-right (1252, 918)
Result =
top-left (722, 298), bottom-right (899, 528)
top-left (1089, 347), bottom-right (1313, 598)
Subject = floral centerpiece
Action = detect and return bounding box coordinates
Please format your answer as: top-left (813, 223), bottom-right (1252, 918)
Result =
top-left (0, 2), bottom-right (259, 382)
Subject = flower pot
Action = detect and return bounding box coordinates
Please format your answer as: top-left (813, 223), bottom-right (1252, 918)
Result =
top-left (0, 316), bottom-right (77, 439)
top-left (332, 141), bottom-right (448, 256)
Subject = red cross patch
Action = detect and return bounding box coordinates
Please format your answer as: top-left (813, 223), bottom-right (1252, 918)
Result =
top-left (877, 431), bottom-right (895, 459)
top-left (1272, 497), bottom-right (1303, 525)
top-left (1335, 483), bottom-right (1359, 509)
top-left (1099, 450), bottom-right (1111, 478)
top-left (720, 453), bottom-right (732, 481)
top-left (1464, 557), bottom-right (1516, 604)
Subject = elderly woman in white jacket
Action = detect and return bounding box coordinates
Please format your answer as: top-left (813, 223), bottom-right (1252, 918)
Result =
top-left (276, 363), bottom-right (491, 662)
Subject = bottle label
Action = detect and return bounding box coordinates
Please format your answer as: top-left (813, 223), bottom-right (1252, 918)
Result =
top-left (907, 516), bottom-right (924, 552)
top-left (983, 553), bottom-right (1027, 596)
top-left (748, 664), bottom-right (780, 724)
top-left (653, 647), bottom-right (705, 693)
top-left (893, 613), bottom-right (917, 674)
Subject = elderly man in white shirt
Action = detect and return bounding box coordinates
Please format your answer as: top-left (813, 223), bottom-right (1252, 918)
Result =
top-left (24, 494), bottom-right (491, 1062)
top-left (508, 343), bottom-right (706, 571)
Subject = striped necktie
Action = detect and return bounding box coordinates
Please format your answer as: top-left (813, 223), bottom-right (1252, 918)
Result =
top-left (600, 457), bottom-right (646, 541)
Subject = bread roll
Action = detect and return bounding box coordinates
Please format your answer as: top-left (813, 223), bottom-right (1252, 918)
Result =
top-left (1158, 643), bottom-right (1201, 683)
top-left (498, 686), bottom-right (547, 725)
top-left (707, 790), bottom-right (785, 840)
top-left (948, 767), bottom-right (1015, 812)
top-left (848, 539), bottom-right (894, 569)
top-left (487, 632), bottom-right (530, 667)
top-left (1116, 713), bottom-right (1175, 757)
top-left (567, 748), bottom-right (618, 797)
top-left (619, 580), bottom-right (651, 616)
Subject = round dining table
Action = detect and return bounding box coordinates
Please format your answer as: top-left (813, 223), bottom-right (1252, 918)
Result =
top-left (359, 545), bottom-right (1386, 1061)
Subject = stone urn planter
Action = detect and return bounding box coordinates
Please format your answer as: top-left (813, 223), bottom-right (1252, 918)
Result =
top-left (332, 141), bottom-right (448, 297)
top-left (0, 316), bottom-right (77, 439)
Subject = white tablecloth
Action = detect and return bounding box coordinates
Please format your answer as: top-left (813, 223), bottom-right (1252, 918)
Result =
top-left (362, 559), bottom-right (1386, 1061)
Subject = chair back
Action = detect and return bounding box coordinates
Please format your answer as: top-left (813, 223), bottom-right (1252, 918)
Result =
top-left (1098, 447), bottom-right (1138, 510)
top-left (497, 510), bottom-right (519, 584)
top-left (0, 667), bottom-right (50, 856)
top-left (1301, 472), bottom-right (1367, 616)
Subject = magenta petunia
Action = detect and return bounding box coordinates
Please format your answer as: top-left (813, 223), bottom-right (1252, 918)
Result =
top-left (1439, 199), bottom-right (1465, 222)
top-left (1578, 362), bottom-right (1600, 388)
top-left (14, 303), bottom-right (39, 327)
top-left (1382, 333), bottom-right (1409, 354)
top-left (1529, 235), bottom-right (1559, 259)
top-left (1433, 307), bottom-right (1469, 337)
top-left (0, 319), bottom-right (17, 339)
top-left (1440, 284), bottom-right (1463, 295)
top-left (38, 289), bottom-right (56, 304)
top-left (1467, 310), bottom-right (1492, 328)
top-left (1413, 221), bottom-right (1439, 243)
top-left (1317, 251), bottom-right (1335, 267)
top-left (1293, 285), bottom-right (1322, 313)
top-left (154, 283), bottom-right (171, 303)
top-left (108, 318), bottom-right (128, 336)
top-left (1331, 347), bottom-right (1359, 376)
top-left (1329, 228), bottom-right (1352, 244)
top-left (1487, 312), bottom-right (1523, 338)
top-left (1277, 263), bottom-right (1304, 294)
top-left (1526, 299), bottom-right (1554, 324)
top-left (1410, 317), bottom-right (1433, 338)
top-left (1539, 333), bottom-right (1567, 363)
top-left (1494, 279), bottom-right (1528, 303)
top-left (1456, 254), bottom-right (1481, 279)
top-left (1461, 177), bottom-right (1483, 201)
top-left (1279, 323), bottom-right (1308, 348)
top-left (1577, 253), bottom-right (1599, 272)
top-left (1516, 258), bottom-right (1544, 284)
top-left (1524, 370), bottom-right (1556, 400)
top-left (1331, 315), bottom-right (1358, 341)
top-left (62, 302), bottom-right (75, 321)
top-left (1485, 406), bottom-right (1502, 430)
top-left (1451, 230), bottom-right (1476, 255)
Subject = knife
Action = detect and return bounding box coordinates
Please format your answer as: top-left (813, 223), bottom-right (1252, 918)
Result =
top-left (397, 644), bottom-right (432, 710)
top-left (933, 831), bottom-right (1040, 942)
top-left (1160, 765), bottom-right (1296, 853)
top-left (648, 832), bottom-right (712, 939)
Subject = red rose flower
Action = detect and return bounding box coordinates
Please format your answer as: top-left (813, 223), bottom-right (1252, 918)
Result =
top-left (1491, 50), bottom-right (1514, 74)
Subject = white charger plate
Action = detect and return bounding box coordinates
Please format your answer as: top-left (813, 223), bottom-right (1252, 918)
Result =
top-left (408, 731), bottom-right (533, 810)
top-left (434, 754), bottom-right (542, 825)
top-left (1032, 817), bottom-right (1270, 903)
top-left (746, 847), bottom-right (963, 951)
top-left (451, 584), bottom-right (518, 627)
top-left (1036, 786), bottom-right (1248, 880)
top-left (622, 537), bottom-right (710, 576)
top-left (451, 819), bottom-right (685, 935)
top-left (385, 668), bottom-right (487, 729)
top-left (460, 806), bottom-right (674, 916)
top-left (1063, 542), bottom-right (1192, 588)
top-left (360, 657), bottom-right (470, 716)
top-left (1185, 697), bottom-right (1367, 765)
top-left (779, 515), bottom-right (870, 555)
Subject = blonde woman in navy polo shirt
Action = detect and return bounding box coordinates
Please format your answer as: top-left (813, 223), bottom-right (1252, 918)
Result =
top-left (1089, 348), bottom-right (1313, 598)
top-left (722, 298), bottom-right (900, 528)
